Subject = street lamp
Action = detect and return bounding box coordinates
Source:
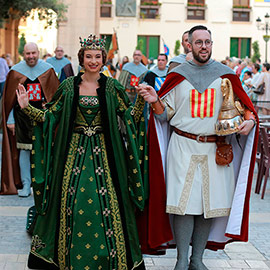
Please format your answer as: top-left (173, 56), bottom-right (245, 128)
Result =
top-left (256, 13), bottom-right (270, 63)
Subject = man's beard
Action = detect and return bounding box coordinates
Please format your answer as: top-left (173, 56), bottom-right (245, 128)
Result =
top-left (192, 49), bottom-right (212, 64)
top-left (184, 46), bottom-right (190, 54)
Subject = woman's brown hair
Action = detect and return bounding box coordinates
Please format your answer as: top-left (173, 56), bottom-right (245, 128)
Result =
top-left (77, 47), bottom-right (107, 67)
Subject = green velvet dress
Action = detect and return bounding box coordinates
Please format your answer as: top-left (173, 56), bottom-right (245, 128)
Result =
top-left (24, 73), bottom-right (148, 270)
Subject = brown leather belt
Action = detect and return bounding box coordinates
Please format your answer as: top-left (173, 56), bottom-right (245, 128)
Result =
top-left (173, 127), bottom-right (218, 143)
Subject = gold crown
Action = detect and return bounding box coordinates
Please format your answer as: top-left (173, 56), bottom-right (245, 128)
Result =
top-left (79, 34), bottom-right (106, 50)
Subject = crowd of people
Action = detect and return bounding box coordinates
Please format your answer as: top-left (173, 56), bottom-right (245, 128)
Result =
top-left (220, 57), bottom-right (270, 115)
top-left (0, 25), bottom-right (262, 270)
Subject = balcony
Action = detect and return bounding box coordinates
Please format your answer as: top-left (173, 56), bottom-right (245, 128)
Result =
top-left (140, 0), bottom-right (161, 19)
top-left (187, 3), bottom-right (206, 20)
top-left (232, 5), bottom-right (251, 22)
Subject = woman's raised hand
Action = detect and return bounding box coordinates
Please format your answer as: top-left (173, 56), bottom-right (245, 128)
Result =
top-left (16, 83), bottom-right (29, 109)
top-left (136, 84), bottom-right (158, 104)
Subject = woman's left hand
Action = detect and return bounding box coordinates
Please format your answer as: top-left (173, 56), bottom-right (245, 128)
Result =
top-left (238, 120), bottom-right (255, 135)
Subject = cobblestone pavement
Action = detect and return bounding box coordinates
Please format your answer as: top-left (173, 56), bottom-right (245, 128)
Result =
top-left (0, 131), bottom-right (270, 269)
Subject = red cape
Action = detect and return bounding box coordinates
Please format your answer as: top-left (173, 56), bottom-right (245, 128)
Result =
top-left (137, 72), bottom-right (258, 252)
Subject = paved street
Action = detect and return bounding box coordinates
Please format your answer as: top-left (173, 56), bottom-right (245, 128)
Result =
top-left (0, 131), bottom-right (270, 269)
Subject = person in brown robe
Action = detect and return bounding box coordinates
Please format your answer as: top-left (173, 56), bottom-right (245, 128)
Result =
top-left (0, 42), bottom-right (59, 196)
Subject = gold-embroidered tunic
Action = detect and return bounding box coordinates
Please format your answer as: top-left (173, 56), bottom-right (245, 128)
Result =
top-left (164, 78), bottom-right (235, 218)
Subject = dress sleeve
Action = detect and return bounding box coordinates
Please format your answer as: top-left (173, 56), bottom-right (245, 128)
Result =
top-left (22, 84), bottom-right (65, 122)
top-left (22, 104), bottom-right (46, 122)
top-left (113, 79), bottom-right (149, 209)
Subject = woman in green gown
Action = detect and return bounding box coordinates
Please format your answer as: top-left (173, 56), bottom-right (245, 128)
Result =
top-left (16, 35), bottom-right (148, 270)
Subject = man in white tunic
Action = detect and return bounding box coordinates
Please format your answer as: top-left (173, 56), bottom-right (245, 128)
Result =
top-left (137, 25), bottom-right (258, 270)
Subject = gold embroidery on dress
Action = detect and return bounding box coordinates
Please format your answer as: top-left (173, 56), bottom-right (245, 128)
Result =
top-left (117, 91), bottom-right (128, 112)
top-left (58, 133), bottom-right (80, 269)
top-left (80, 96), bottom-right (99, 106)
top-left (22, 104), bottom-right (46, 122)
top-left (132, 95), bottom-right (145, 123)
top-left (22, 92), bottom-right (63, 122)
top-left (31, 235), bottom-right (46, 252)
top-left (74, 107), bottom-right (102, 136)
top-left (100, 135), bottom-right (128, 269)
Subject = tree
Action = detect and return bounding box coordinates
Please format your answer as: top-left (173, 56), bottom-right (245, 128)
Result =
top-left (18, 33), bottom-right (26, 55)
top-left (251, 40), bottom-right (261, 63)
top-left (0, 0), bottom-right (67, 27)
top-left (0, 0), bottom-right (67, 62)
top-left (136, 39), bottom-right (144, 52)
top-left (174, 40), bottom-right (180, 56)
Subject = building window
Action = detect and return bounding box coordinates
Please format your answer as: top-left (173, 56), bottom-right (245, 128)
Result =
top-left (140, 0), bottom-right (160, 19)
top-left (137, 35), bottom-right (159, 59)
top-left (100, 0), bottom-right (112, 18)
top-left (232, 0), bottom-right (251, 22)
top-left (187, 0), bottom-right (206, 20)
top-left (230, 37), bottom-right (251, 58)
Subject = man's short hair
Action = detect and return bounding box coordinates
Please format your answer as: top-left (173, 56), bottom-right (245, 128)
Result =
top-left (133, 50), bottom-right (142, 55)
top-left (188, 25), bottom-right (211, 43)
top-left (254, 63), bottom-right (260, 72)
top-left (182, 30), bottom-right (189, 40)
top-left (263, 63), bottom-right (270, 71)
top-left (158, 53), bottom-right (168, 61)
top-left (245, 71), bottom-right (252, 77)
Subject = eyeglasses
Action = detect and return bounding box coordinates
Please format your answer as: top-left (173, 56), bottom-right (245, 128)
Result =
top-left (133, 54), bottom-right (142, 56)
top-left (193, 40), bottom-right (213, 48)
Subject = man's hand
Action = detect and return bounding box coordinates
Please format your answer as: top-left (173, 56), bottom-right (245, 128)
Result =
top-left (136, 84), bottom-right (158, 104)
top-left (16, 83), bottom-right (29, 109)
top-left (238, 120), bottom-right (255, 135)
top-left (7, 124), bottom-right (15, 136)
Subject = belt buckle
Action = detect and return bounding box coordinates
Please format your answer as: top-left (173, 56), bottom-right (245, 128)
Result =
top-left (196, 134), bottom-right (207, 143)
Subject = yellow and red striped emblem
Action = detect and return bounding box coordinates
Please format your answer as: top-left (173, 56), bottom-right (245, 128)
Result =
top-left (190, 88), bottom-right (216, 118)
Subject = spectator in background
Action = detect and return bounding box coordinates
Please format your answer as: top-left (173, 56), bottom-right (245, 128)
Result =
top-left (240, 60), bottom-right (252, 82)
top-left (242, 70), bottom-right (252, 86)
top-left (256, 58), bottom-right (262, 71)
top-left (46, 46), bottom-right (74, 83)
top-left (253, 63), bottom-right (270, 115)
top-left (0, 42), bottom-right (59, 196)
top-left (42, 53), bottom-right (52, 61)
top-left (235, 60), bottom-right (243, 76)
top-left (168, 30), bottom-right (190, 72)
top-left (118, 50), bottom-right (147, 103)
top-left (251, 63), bottom-right (261, 86)
top-left (250, 63), bottom-right (261, 105)
top-left (242, 70), bottom-right (252, 98)
top-left (143, 53), bottom-right (168, 126)
top-left (147, 57), bottom-right (155, 69)
top-left (221, 60), bottom-right (227, 66)
top-left (106, 58), bottom-right (117, 78)
top-left (0, 56), bottom-right (9, 97)
top-left (5, 53), bottom-right (13, 69)
top-left (118, 55), bottom-right (129, 71)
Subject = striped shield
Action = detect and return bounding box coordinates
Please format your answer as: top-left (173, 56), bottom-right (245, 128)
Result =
top-left (190, 88), bottom-right (216, 119)
top-left (155, 77), bottom-right (166, 91)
